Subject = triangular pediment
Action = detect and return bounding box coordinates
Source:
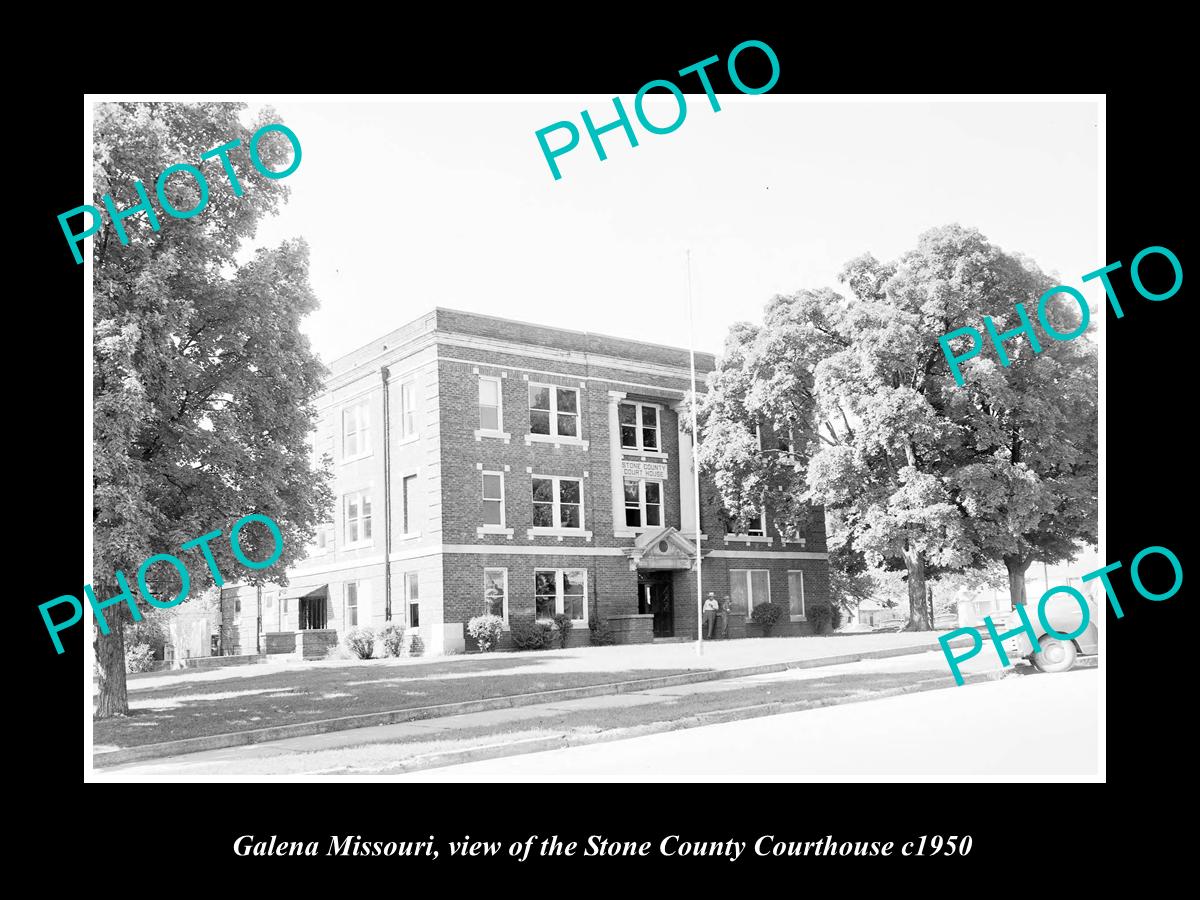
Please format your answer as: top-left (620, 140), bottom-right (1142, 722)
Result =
top-left (623, 527), bottom-right (703, 570)
top-left (633, 526), bottom-right (696, 555)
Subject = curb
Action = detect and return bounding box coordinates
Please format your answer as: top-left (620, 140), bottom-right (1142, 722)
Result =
top-left (93, 638), bottom-right (974, 768)
top-left (366, 669), bottom-right (1013, 776)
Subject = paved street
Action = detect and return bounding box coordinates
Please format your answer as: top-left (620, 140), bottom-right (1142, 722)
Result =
top-left (395, 668), bottom-right (1100, 781)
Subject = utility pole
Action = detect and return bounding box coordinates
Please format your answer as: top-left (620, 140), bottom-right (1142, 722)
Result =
top-left (686, 250), bottom-right (704, 657)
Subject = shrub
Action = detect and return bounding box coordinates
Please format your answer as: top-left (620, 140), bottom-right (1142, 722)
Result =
top-left (510, 621), bottom-right (553, 651)
top-left (750, 601), bottom-right (786, 629)
top-left (589, 616), bottom-right (616, 646)
top-left (343, 626), bottom-right (376, 659)
top-left (324, 643), bottom-right (352, 660)
top-left (552, 613), bottom-right (574, 648)
top-left (467, 614), bottom-right (505, 652)
top-left (125, 642), bottom-right (157, 674)
top-left (379, 623), bottom-right (406, 658)
top-left (831, 603), bottom-right (844, 630)
top-left (808, 602), bottom-right (834, 634)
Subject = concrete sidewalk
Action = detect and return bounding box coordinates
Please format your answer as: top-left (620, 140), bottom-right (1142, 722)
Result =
top-left (94, 648), bottom-right (1009, 779)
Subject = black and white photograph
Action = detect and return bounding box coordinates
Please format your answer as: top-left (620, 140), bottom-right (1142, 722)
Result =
top-left (74, 90), bottom-right (1116, 787)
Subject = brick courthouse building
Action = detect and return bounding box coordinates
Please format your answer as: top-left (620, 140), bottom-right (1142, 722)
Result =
top-left (217, 309), bottom-right (831, 657)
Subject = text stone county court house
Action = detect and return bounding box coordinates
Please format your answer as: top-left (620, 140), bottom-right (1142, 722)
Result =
top-left (214, 309), bottom-right (831, 658)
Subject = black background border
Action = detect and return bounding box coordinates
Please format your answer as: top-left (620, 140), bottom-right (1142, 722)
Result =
top-left (21, 22), bottom-right (1189, 883)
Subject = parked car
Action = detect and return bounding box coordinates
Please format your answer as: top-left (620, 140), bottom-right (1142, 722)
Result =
top-left (994, 593), bottom-right (1098, 673)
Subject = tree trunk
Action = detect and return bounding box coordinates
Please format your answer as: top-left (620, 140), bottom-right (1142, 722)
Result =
top-left (94, 621), bottom-right (129, 719)
top-left (926, 585), bottom-right (935, 629)
top-left (904, 550), bottom-right (931, 631)
top-left (1005, 555), bottom-right (1031, 607)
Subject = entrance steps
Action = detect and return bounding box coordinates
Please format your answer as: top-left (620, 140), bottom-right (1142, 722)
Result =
top-left (652, 637), bottom-right (689, 644)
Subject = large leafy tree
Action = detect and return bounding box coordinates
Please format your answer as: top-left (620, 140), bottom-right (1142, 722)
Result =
top-left (942, 266), bottom-right (1098, 605)
top-left (698, 225), bottom-right (1095, 630)
top-left (92, 102), bottom-right (332, 717)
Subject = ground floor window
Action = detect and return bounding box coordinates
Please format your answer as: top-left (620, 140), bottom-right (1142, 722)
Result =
top-left (484, 568), bottom-right (508, 621)
top-left (405, 572), bottom-right (420, 628)
top-left (787, 570), bottom-right (805, 619)
top-left (534, 568), bottom-right (587, 623)
top-left (730, 569), bottom-right (770, 615)
top-left (346, 582), bottom-right (359, 627)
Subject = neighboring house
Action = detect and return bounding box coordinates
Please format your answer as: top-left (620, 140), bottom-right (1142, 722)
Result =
top-left (220, 308), bottom-right (832, 656)
top-left (857, 600), bottom-right (904, 628)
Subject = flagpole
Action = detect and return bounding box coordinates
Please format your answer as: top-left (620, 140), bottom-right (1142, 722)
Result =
top-left (686, 250), bottom-right (704, 657)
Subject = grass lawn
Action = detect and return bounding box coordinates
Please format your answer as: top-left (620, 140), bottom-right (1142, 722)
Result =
top-left (131, 669), bottom-right (963, 776)
top-left (94, 656), bottom-right (694, 750)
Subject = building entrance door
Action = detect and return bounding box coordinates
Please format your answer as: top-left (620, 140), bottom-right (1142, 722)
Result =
top-left (298, 590), bottom-right (328, 630)
top-left (638, 574), bottom-right (674, 638)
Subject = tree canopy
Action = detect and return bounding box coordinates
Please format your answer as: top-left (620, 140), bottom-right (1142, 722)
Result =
top-left (697, 225), bottom-right (1098, 629)
top-left (93, 102), bottom-right (332, 716)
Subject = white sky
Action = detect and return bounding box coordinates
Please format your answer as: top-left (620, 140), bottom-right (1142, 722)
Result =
top-left (244, 97), bottom-right (1100, 364)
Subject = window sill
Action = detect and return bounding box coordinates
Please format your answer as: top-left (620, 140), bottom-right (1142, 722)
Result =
top-left (536, 618), bottom-right (587, 628)
top-left (477, 526), bottom-right (515, 538)
top-left (340, 452), bottom-right (373, 465)
top-left (343, 541), bottom-right (375, 551)
top-left (724, 535), bottom-right (775, 545)
top-left (396, 434), bottom-right (420, 446)
top-left (398, 532), bottom-right (421, 542)
top-left (474, 429), bottom-right (512, 443)
top-left (620, 449), bottom-right (668, 460)
top-left (528, 528), bottom-right (593, 541)
top-left (525, 433), bottom-right (589, 450)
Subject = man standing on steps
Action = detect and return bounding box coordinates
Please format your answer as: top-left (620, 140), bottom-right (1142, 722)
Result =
top-left (719, 595), bottom-right (732, 639)
top-left (703, 592), bottom-right (719, 639)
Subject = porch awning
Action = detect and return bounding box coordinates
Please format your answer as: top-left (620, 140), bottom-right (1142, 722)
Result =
top-left (280, 584), bottom-right (328, 600)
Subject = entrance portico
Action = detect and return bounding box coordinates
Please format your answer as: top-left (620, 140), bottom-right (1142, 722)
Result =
top-left (623, 527), bottom-right (707, 640)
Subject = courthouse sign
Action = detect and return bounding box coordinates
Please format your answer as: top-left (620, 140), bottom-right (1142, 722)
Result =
top-left (622, 460), bottom-right (668, 479)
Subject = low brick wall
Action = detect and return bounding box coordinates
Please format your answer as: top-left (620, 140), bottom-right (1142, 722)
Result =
top-left (608, 613), bottom-right (653, 644)
top-left (264, 632), bottom-right (297, 655)
top-left (295, 629), bottom-right (339, 660)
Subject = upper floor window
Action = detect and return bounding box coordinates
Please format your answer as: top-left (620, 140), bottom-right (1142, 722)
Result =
top-left (479, 376), bottom-right (502, 431)
top-left (619, 402), bottom-right (659, 451)
top-left (726, 510), bottom-right (765, 537)
top-left (532, 475), bottom-right (583, 529)
top-left (313, 523), bottom-right (334, 553)
top-left (345, 490), bottom-right (373, 546)
top-left (400, 380), bottom-right (418, 438)
top-left (343, 401), bottom-right (370, 460)
top-left (529, 384), bottom-right (579, 438)
top-left (401, 474), bottom-right (418, 535)
top-left (624, 478), bottom-right (662, 528)
top-left (482, 472), bottom-right (505, 526)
